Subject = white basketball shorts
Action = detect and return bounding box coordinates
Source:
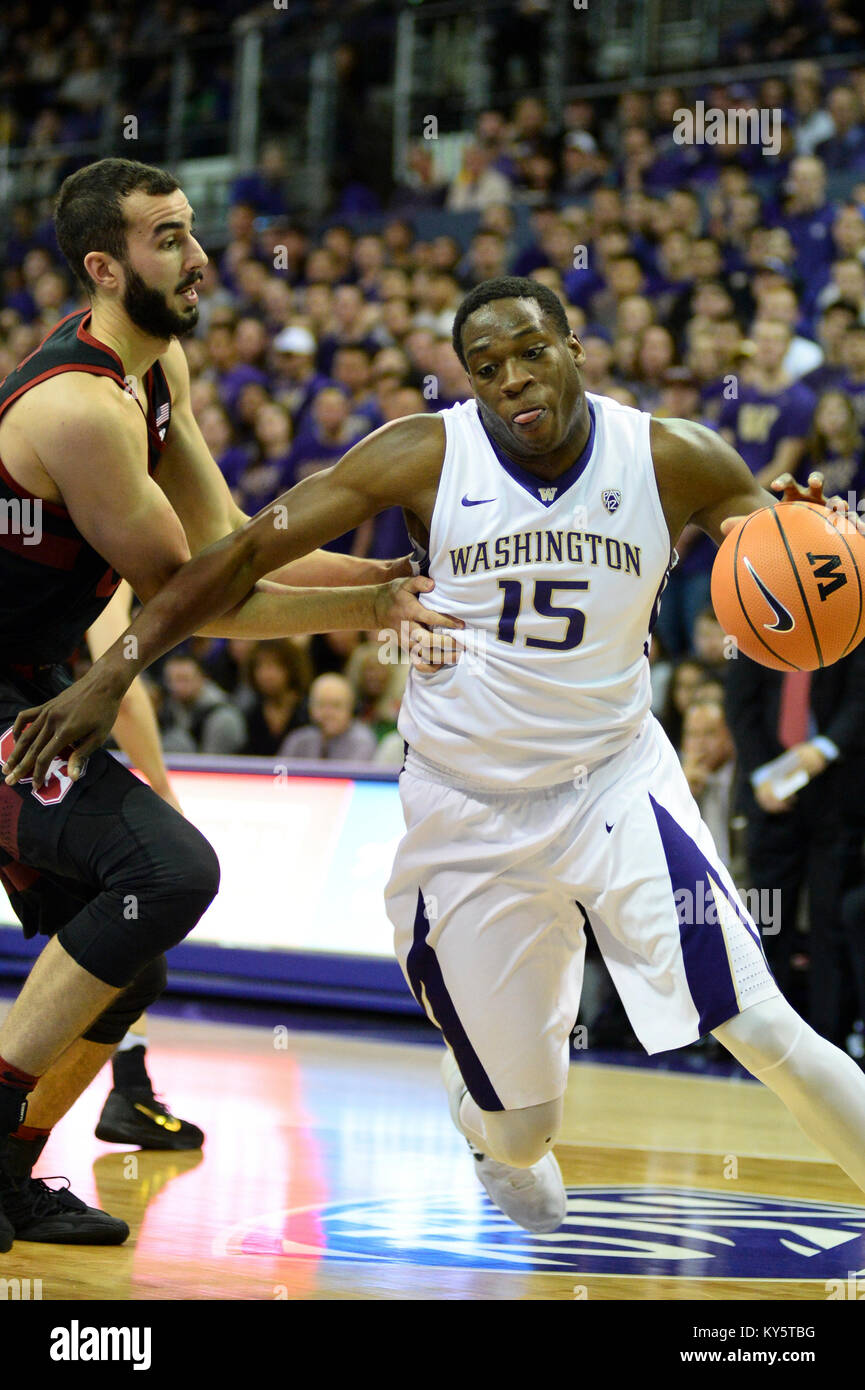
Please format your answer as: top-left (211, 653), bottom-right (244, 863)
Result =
top-left (384, 714), bottom-right (779, 1111)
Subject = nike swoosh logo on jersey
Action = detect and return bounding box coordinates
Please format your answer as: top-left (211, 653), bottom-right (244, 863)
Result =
top-left (605, 822), bottom-right (614, 833)
top-left (461, 495), bottom-right (496, 506)
top-left (743, 557), bottom-right (795, 632)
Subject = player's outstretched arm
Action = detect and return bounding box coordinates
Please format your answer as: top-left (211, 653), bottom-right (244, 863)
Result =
top-left (157, 339), bottom-right (410, 586)
top-left (4, 415), bottom-right (450, 787)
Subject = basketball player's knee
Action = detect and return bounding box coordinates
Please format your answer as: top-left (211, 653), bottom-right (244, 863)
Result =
top-left (149, 821), bottom-right (220, 910)
top-left (82, 956), bottom-right (167, 1045)
top-left (486, 1098), bottom-right (562, 1168)
top-left (122, 822), bottom-right (220, 954)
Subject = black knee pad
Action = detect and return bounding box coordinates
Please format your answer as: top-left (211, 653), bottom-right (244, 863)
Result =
top-left (82, 955), bottom-right (168, 1045)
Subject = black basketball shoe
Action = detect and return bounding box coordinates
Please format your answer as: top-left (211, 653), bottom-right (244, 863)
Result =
top-left (96, 1044), bottom-right (204, 1151)
top-left (0, 1173), bottom-right (129, 1245)
top-left (95, 1088), bottom-right (204, 1151)
top-left (0, 1133), bottom-right (129, 1245)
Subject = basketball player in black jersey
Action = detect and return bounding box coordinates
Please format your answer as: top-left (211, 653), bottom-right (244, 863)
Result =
top-left (0, 158), bottom-right (455, 1252)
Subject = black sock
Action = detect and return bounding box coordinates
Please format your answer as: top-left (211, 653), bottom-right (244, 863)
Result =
top-left (112, 1044), bottom-right (152, 1094)
top-left (0, 1056), bottom-right (39, 1141)
top-left (1, 1126), bottom-right (50, 1178)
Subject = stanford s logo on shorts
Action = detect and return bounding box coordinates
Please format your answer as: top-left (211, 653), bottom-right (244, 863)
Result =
top-left (0, 726), bottom-right (87, 806)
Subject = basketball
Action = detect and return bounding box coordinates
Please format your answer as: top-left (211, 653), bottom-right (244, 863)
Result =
top-left (711, 501), bottom-right (865, 671)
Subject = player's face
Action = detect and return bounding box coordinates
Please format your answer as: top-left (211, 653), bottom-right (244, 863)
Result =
top-left (462, 299), bottom-right (586, 462)
top-left (119, 190), bottom-right (208, 340)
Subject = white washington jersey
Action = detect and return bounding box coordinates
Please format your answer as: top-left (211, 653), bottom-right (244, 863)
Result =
top-left (398, 391), bottom-right (673, 790)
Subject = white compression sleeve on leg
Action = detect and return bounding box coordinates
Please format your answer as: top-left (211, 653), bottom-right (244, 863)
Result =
top-left (714, 995), bottom-right (865, 1195)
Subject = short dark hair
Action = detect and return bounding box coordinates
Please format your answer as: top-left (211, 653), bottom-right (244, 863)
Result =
top-left (451, 276), bottom-right (571, 371)
top-left (55, 158), bottom-right (180, 293)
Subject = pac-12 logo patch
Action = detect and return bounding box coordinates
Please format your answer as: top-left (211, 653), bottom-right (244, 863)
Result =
top-left (0, 726), bottom-right (87, 806)
top-left (220, 1186), bottom-right (865, 1278)
top-left (602, 488), bottom-right (622, 513)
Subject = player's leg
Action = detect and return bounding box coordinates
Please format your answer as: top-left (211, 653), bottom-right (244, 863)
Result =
top-left (571, 717), bottom-right (865, 1200)
top-left (2, 953), bottom-right (188, 1244)
top-left (386, 770), bottom-right (584, 1232)
top-left (564, 716), bottom-right (779, 1058)
top-left (712, 994), bottom-right (865, 1194)
top-left (0, 757), bottom-right (218, 1243)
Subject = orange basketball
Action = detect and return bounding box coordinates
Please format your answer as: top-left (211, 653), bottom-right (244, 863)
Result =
top-left (710, 501), bottom-right (865, 671)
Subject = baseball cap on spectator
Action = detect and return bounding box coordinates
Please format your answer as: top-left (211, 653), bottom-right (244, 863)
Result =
top-left (274, 326), bottom-right (317, 354)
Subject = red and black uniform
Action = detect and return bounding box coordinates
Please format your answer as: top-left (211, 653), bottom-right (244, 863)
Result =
top-left (0, 309), bottom-right (171, 667)
top-left (0, 311), bottom-right (218, 1039)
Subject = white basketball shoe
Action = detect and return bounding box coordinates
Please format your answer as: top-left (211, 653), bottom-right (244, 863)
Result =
top-left (441, 1049), bottom-right (567, 1234)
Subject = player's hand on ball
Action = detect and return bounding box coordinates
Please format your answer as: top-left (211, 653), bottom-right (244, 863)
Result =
top-left (3, 665), bottom-right (125, 788)
top-left (770, 471), bottom-right (865, 536)
top-left (374, 575), bottom-right (464, 672)
top-left (720, 472), bottom-right (865, 539)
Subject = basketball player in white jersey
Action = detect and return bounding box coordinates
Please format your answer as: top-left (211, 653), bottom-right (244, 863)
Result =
top-left (11, 277), bottom-right (865, 1234)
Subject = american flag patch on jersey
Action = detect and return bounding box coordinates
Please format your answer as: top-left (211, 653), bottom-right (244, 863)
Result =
top-left (155, 401), bottom-right (170, 439)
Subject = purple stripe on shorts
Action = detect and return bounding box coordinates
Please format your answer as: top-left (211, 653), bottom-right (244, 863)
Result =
top-left (649, 795), bottom-right (767, 1035)
top-left (406, 888), bottom-right (503, 1112)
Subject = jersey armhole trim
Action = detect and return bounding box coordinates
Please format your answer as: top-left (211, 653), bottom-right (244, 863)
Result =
top-left (424, 406), bottom-right (454, 564)
top-left (643, 409), bottom-right (675, 557)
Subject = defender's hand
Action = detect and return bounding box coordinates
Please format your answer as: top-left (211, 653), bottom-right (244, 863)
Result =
top-left (3, 666), bottom-right (128, 788)
top-left (373, 576), bottom-right (463, 672)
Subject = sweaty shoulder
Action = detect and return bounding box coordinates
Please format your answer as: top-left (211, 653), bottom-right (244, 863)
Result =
top-left (649, 415), bottom-right (767, 545)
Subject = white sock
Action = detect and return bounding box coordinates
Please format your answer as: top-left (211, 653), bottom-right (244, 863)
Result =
top-left (714, 994), bottom-right (865, 1194)
top-left (116, 1030), bottom-right (148, 1053)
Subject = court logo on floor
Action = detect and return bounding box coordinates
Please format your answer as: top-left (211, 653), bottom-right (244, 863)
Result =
top-left (230, 1186), bottom-right (865, 1278)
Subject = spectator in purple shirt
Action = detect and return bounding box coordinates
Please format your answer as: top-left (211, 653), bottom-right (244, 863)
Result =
top-left (316, 283), bottom-right (381, 375)
top-left (801, 301), bottom-right (858, 393)
top-left (815, 86), bottom-right (865, 173)
top-left (331, 345), bottom-right (385, 433)
top-left (236, 400), bottom-right (295, 514)
top-left (198, 402), bottom-right (252, 492)
top-left (231, 140), bottom-right (291, 217)
top-left (795, 388), bottom-right (865, 503)
top-left (840, 322), bottom-right (865, 431)
top-left (774, 155), bottom-right (836, 291)
top-left (718, 317), bottom-right (816, 486)
top-left (278, 674), bottom-right (376, 763)
top-left (287, 387), bottom-right (371, 552)
top-left (270, 324), bottom-right (332, 431)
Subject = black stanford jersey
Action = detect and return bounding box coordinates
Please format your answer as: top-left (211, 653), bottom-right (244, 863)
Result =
top-left (0, 310), bottom-right (172, 667)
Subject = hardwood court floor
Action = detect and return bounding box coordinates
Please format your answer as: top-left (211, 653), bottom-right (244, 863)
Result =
top-left (1, 1008), bottom-right (863, 1301)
